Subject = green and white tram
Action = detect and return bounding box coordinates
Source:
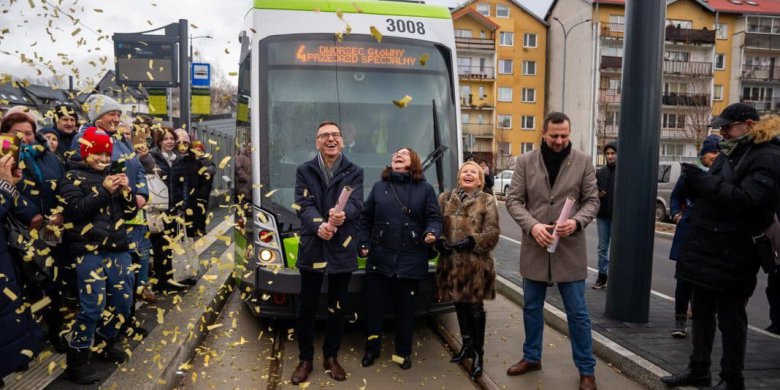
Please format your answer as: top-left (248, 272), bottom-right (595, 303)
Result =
top-left (233, 0), bottom-right (462, 318)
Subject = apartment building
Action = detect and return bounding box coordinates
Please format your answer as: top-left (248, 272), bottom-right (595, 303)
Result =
top-left (452, 0), bottom-right (548, 170)
top-left (547, 0), bottom-right (780, 163)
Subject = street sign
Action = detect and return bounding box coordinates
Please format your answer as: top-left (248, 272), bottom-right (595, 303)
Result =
top-left (191, 63), bottom-right (211, 87)
top-left (113, 33), bottom-right (179, 87)
top-left (192, 87), bottom-right (211, 115)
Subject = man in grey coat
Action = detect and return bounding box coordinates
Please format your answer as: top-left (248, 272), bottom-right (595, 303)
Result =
top-left (505, 112), bottom-right (600, 390)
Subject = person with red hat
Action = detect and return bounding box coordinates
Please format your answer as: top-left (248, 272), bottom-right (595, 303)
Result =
top-left (58, 126), bottom-right (138, 384)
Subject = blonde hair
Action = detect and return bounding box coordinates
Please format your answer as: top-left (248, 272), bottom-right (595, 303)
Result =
top-left (751, 114), bottom-right (780, 144)
top-left (459, 161), bottom-right (485, 190)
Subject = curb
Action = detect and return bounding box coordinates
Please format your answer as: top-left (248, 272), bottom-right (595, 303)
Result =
top-left (494, 275), bottom-right (671, 390)
top-left (101, 245), bottom-right (235, 390)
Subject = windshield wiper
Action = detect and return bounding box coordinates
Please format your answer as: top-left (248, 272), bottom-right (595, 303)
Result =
top-left (421, 99), bottom-right (448, 193)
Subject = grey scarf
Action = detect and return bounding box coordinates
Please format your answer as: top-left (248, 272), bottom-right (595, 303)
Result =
top-left (317, 153), bottom-right (342, 185)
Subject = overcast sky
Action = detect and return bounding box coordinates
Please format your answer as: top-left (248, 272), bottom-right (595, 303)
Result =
top-left (0, 0), bottom-right (553, 90)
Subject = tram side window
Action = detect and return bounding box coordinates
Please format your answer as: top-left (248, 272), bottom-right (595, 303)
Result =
top-left (235, 52), bottom-right (252, 214)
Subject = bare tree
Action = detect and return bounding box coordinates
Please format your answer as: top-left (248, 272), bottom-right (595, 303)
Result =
top-left (677, 81), bottom-right (713, 149)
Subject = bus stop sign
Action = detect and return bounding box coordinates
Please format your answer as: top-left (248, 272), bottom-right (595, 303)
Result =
top-left (192, 63), bottom-right (211, 87)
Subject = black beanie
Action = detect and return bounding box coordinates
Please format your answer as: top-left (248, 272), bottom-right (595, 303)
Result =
top-left (603, 141), bottom-right (617, 154)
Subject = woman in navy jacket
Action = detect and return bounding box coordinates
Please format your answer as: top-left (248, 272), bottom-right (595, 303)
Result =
top-left (357, 147), bottom-right (442, 369)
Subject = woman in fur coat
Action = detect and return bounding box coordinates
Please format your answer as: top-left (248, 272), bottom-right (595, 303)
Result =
top-left (436, 161), bottom-right (500, 379)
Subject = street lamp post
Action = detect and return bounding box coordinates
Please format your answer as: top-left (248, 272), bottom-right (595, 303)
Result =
top-left (553, 17), bottom-right (591, 113)
top-left (189, 34), bottom-right (213, 62)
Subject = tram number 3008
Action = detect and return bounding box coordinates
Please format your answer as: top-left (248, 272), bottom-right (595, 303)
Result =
top-left (386, 19), bottom-right (426, 35)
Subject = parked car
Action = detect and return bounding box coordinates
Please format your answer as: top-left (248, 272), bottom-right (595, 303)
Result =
top-left (494, 169), bottom-right (514, 195)
top-left (656, 162), bottom-right (681, 222)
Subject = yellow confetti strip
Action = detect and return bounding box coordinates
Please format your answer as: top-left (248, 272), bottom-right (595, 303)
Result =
top-left (157, 307), bottom-right (165, 324)
top-left (264, 189), bottom-right (279, 198)
top-left (420, 53), bottom-right (430, 66)
top-left (218, 156), bottom-right (231, 169)
top-left (342, 236), bottom-right (352, 248)
top-left (81, 223), bottom-right (93, 235)
top-left (393, 95), bottom-right (412, 108)
top-left (206, 323), bottom-right (223, 331)
top-left (312, 262), bottom-right (327, 269)
top-left (367, 335), bottom-right (379, 340)
top-left (391, 354), bottom-right (405, 364)
top-left (3, 287), bottom-right (17, 301)
top-left (370, 26), bottom-right (383, 43)
top-left (20, 349), bottom-right (33, 358)
top-left (31, 295), bottom-right (52, 314)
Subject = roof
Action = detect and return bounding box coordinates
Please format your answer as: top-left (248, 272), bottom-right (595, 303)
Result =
top-left (592, 0), bottom-right (780, 15)
top-left (0, 83), bottom-right (35, 106)
top-left (452, 0), bottom-right (549, 26)
top-left (452, 6), bottom-right (501, 30)
top-left (95, 70), bottom-right (148, 100)
top-left (21, 84), bottom-right (70, 102)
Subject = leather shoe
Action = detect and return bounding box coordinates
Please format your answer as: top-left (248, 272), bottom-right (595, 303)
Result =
top-left (660, 370), bottom-right (711, 387)
top-left (506, 359), bottom-right (541, 376)
top-left (290, 360), bottom-right (313, 385)
top-left (580, 375), bottom-right (597, 390)
top-left (361, 351), bottom-right (377, 367)
top-left (324, 356), bottom-right (347, 381)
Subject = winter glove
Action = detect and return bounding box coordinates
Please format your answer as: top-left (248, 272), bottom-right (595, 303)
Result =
top-left (435, 238), bottom-right (453, 257)
top-left (452, 236), bottom-right (476, 252)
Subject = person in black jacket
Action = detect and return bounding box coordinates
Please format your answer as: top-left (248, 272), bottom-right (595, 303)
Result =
top-left (45, 103), bottom-right (79, 160)
top-left (172, 129), bottom-right (212, 238)
top-left (662, 104), bottom-right (780, 390)
top-left (357, 147), bottom-right (442, 370)
top-left (59, 127), bottom-right (137, 384)
top-left (0, 153), bottom-right (45, 386)
top-left (290, 121), bottom-right (364, 385)
top-left (592, 141), bottom-right (616, 290)
top-left (480, 159), bottom-right (494, 195)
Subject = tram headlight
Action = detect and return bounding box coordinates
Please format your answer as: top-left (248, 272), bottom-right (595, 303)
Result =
top-left (259, 248), bottom-right (275, 262)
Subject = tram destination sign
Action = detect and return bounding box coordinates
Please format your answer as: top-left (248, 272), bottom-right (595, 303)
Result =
top-left (269, 40), bottom-right (440, 69)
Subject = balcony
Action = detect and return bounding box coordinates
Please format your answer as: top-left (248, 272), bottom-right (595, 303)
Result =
top-left (463, 123), bottom-right (494, 137)
top-left (601, 23), bottom-right (715, 45)
top-left (598, 124), bottom-right (619, 138)
top-left (599, 88), bottom-right (621, 103)
top-left (458, 65), bottom-right (495, 80)
top-left (460, 95), bottom-right (494, 110)
top-left (600, 55), bottom-right (623, 70)
top-left (455, 37), bottom-right (495, 52)
top-left (741, 65), bottom-right (780, 81)
top-left (663, 60), bottom-right (713, 77)
top-left (662, 92), bottom-right (710, 107)
top-left (740, 96), bottom-right (780, 112)
top-left (664, 25), bottom-right (715, 45)
top-left (661, 128), bottom-right (689, 140)
top-left (745, 33), bottom-right (780, 51)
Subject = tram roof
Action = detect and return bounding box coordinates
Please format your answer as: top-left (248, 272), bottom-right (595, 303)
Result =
top-left (252, 0), bottom-right (452, 19)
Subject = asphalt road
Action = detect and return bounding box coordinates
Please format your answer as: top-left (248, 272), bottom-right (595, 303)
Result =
top-left (495, 201), bottom-right (773, 329)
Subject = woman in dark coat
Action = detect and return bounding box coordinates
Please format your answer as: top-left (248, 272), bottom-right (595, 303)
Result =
top-left (436, 161), bottom-right (500, 379)
top-left (357, 147), bottom-right (442, 370)
top-left (0, 153), bottom-right (45, 384)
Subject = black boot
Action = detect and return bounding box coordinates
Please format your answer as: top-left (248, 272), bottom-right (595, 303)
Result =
top-left (451, 303), bottom-right (473, 363)
top-left (469, 303), bottom-right (486, 379)
top-left (65, 346), bottom-right (99, 384)
top-left (661, 369), bottom-right (711, 387)
top-left (94, 334), bottom-right (129, 364)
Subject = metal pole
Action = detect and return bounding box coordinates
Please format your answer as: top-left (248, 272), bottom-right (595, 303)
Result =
top-left (179, 19), bottom-right (190, 131)
top-left (604, 0), bottom-right (666, 323)
top-left (554, 18), bottom-right (591, 113)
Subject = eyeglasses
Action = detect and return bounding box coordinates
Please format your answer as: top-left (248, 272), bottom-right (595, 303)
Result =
top-left (317, 131), bottom-right (342, 140)
top-left (392, 150), bottom-right (410, 157)
top-left (720, 121), bottom-right (742, 131)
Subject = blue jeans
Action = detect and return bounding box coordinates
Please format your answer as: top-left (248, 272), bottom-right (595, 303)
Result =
top-left (128, 225), bottom-right (152, 286)
top-left (70, 251), bottom-right (133, 349)
top-left (522, 278), bottom-right (596, 375)
top-left (596, 218), bottom-right (612, 275)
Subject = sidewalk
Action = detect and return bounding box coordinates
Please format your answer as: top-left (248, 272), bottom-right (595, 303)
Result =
top-left (494, 241), bottom-right (780, 390)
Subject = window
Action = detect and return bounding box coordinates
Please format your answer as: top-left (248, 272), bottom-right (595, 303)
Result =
top-left (521, 143), bottom-right (535, 154)
top-left (498, 142), bottom-right (511, 156)
top-left (605, 111), bottom-right (620, 126)
top-left (743, 86), bottom-right (773, 101)
top-left (609, 15), bottom-right (625, 25)
top-left (713, 85), bottom-right (723, 101)
top-left (497, 114), bottom-right (512, 129)
top-left (478, 86), bottom-right (485, 99)
top-left (521, 115), bottom-right (535, 130)
top-left (664, 50), bottom-right (690, 62)
top-left (476, 3), bottom-right (490, 17)
top-left (496, 4), bottom-right (509, 18)
top-left (498, 60), bottom-right (513, 74)
top-left (715, 53), bottom-right (725, 70)
top-left (662, 113), bottom-right (685, 129)
top-left (522, 61), bottom-right (536, 75)
top-left (523, 33), bottom-right (537, 48)
top-left (498, 87), bottom-right (513, 102)
top-left (461, 113), bottom-right (470, 123)
top-left (522, 88), bottom-right (536, 103)
top-left (499, 32), bottom-right (514, 46)
top-left (660, 144), bottom-right (684, 158)
top-left (715, 23), bottom-right (728, 39)
top-left (454, 29), bottom-right (473, 38)
top-left (666, 19), bottom-right (693, 29)
top-left (663, 82), bottom-right (688, 94)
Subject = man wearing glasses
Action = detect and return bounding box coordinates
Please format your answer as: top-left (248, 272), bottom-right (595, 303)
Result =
top-left (290, 121), bottom-right (364, 385)
top-left (662, 103), bottom-right (780, 389)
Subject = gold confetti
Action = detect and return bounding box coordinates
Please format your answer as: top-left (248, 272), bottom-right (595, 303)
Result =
top-left (218, 156), bottom-right (231, 169)
top-left (20, 349), bottom-right (33, 358)
top-left (367, 335), bottom-right (379, 340)
top-left (312, 262), bottom-right (327, 269)
top-left (146, 71), bottom-right (155, 80)
top-left (391, 354), bottom-right (405, 364)
top-left (342, 236), bottom-right (352, 247)
top-left (31, 296), bottom-right (52, 314)
top-left (206, 323), bottom-right (223, 331)
top-left (393, 95), bottom-right (412, 108)
top-left (419, 53), bottom-right (430, 66)
top-left (81, 223), bottom-right (93, 235)
top-left (291, 203), bottom-right (301, 211)
top-left (157, 307), bottom-right (165, 324)
top-left (94, 8), bottom-right (104, 13)
top-left (71, 28), bottom-right (81, 37)
top-left (3, 287), bottom-right (17, 301)
top-left (370, 26), bottom-right (383, 43)
top-left (264, 189), bottom-right (279, 198)
top-left (48, 361), bottom-right (57, 375)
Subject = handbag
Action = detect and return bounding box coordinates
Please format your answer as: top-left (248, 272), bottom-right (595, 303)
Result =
top-left (4, 215), bottom-right (53, 285)
top-left (171, 222), bottom-right (199, 281)
top-left (146, 173), bottom-right (169, 233)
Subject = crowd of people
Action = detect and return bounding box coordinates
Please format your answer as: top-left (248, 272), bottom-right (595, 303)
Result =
top-left (0, 94), bottom-right (214, 385)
